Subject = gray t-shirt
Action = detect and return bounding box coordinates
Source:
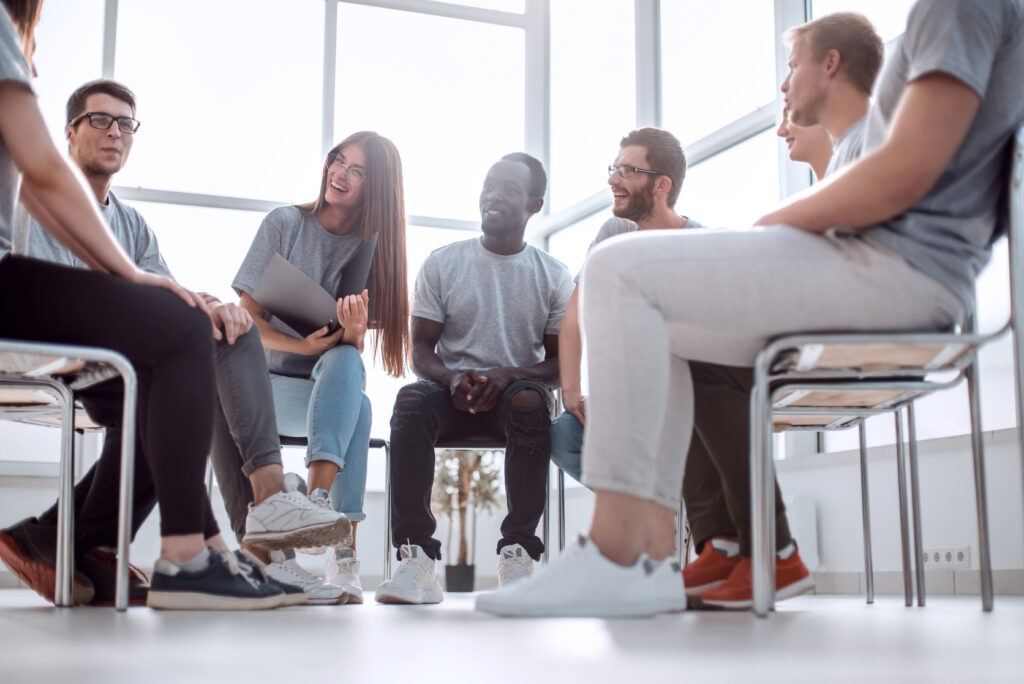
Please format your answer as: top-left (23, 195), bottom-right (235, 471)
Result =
top-left (0, 7), bottom-right (33, 262)
top-left (234, 205), bottom-right (365, 377)
top-left (825, 116), bottom-right (867, 178)
top-left (862, 0), bottom-right (1024, 310)
top-left (24, 190), bottom-right (171, 276)
top-left (575, 215), bottom-right (705, 282)
top-left (412, 237), bottom-right (573, 372)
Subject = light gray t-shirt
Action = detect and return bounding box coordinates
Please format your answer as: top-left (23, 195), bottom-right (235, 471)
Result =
top-left (862, 0), bottom-right (1024, 310)
top-left (24, 190), bottom-right (171, 276)
top-left (825, 116), bottom-right (867, 178)
top-left (575, 215), bottom-right (705, 282)
top-left (412, 237), bottom-right (573, 372)
top-left (234, 205), bottom-right (365, 377)
top-left (0, 7), bottom-right (33, 262)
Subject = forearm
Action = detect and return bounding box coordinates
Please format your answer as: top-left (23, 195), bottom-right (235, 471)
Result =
top-left (558, 293), bottom-right (583, 394)
top-left (410, 346), bottom-right (455, 387)
top-left (250, 316), bottom-right (306, 354)
top-left (491, 358), bottom-right (560, 387)
top-left (341, 326), bottom-right (366, 353)
top-left (19, 184), bottom-right (107, 272)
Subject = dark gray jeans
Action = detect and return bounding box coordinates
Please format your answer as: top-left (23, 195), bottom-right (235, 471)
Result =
top-left (207, 328), bottom-right (284, 543)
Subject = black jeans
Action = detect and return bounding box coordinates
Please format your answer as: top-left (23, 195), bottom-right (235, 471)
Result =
top-left (683, 361), bottom-right (792, 556)
top-left (0, 255), bottom-right (218, 538)
top-left (389, 379), bottom-right (554, 562)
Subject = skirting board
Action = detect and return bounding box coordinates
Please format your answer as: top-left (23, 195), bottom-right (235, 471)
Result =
top-left (811, 569), bottom-right (1024, 596)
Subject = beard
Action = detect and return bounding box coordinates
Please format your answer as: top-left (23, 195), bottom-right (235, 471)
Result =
top-left (612, 176), bottom-right (656, 222)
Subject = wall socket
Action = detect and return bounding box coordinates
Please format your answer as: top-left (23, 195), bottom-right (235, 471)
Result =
top-left (922, 546), bottom-right (970, 569)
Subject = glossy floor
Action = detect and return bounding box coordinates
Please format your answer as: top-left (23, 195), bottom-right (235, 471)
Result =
top-left (1, 590), bottom-right (1021, 683)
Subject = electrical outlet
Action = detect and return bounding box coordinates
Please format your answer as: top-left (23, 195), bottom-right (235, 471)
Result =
top-left (922, 546), bottom-right (970, 569)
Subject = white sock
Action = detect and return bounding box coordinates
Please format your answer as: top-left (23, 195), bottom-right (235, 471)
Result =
top-left (177, 547), bottom-right (212, 572)
top-left (710, 538), bottom-right (741, 557)
top-left (776, 542), bottom-right (796, 559)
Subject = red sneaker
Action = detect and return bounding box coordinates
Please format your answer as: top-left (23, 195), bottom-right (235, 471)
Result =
top-left (682, 540), bottom-right (742, 596)
top-left (698, 548), bottom-right (814, 610)
top-left (0, 529), bottom-right (94, 605)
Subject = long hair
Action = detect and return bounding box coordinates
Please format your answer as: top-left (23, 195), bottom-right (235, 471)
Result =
top-left (2, 0), bottom-right (43, 61)
top-left (297, 131), bottom-right (409, 377)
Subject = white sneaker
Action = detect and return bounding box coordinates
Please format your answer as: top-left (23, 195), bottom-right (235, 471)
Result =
top-left (325, 547), bottom-right (363, 604)
top-left (294, 488), bottom-right (341, 555)
top-left (374, 544), bottom-right (443, 605)
top-left (652, 558), bottom-right (688, 613)
top-left (475, 535), bottom-right (684, 617)
top-left (497, 544), bottom-right (534, 586)
top-left (265, 550), bottom-right (348, 605)
top-left (242, 478), bottom-right (351, 551)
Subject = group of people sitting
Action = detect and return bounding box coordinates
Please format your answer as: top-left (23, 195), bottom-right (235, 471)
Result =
top-left (0, 0), bottom-right (1021, 616)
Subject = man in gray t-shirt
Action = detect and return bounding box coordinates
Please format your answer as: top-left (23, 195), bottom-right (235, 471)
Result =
top-left (377, 153), bottom-right (572, 606)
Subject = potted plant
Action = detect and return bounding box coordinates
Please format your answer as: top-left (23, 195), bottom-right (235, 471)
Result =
top-left (430, 449), bottom-right (503, 592)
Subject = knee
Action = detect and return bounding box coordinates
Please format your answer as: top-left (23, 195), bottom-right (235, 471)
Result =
top-left (390, 382), bottom-right (439, 428)
top-left (320, 343), bottom-right (363, 369)
top-left (508, 387), bottom-right (546, 414)
top-left (550, 413), bottom-right (582, 452)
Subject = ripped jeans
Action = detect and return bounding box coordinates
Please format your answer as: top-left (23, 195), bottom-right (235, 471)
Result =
top-left (388, 378), bottom-right (554, 562)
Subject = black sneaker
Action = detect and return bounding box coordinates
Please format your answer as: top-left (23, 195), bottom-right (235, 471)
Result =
top-left (234, 550), bottom-right (307, 607)
top-left (146, 550), bottom-right (286, 610)
top-left (78, 547), bottom-right (149, 607)
top-left (0, 517), bottom-right (94, 605)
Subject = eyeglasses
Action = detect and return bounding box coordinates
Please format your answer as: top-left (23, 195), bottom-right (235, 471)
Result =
top-left (328, 153), bottom-right (367, 186)
top-left (608, 165), bottom-right (662, 179)
top-left (69, 111), bottom-right (141, 134)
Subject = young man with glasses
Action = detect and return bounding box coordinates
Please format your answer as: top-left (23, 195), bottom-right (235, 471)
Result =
top-left (376, 152), bottom-right (573, 605)
top-left (0, 79), bottom-right (350, 608)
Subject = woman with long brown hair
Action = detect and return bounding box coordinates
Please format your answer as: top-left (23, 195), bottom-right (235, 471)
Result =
top-left (229, 131), bottom-right (409, 603)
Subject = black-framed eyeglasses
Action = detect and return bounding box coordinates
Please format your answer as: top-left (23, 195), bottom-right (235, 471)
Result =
top-left (69, 111), bottom-right (141, 134)
top-left (608, 165), bottom-right (662, 179)
top-left (327, 153), bottom-right (367, 186)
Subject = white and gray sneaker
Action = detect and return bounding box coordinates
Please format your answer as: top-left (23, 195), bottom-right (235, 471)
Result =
top-left (497, 543), bottom-right (533, 586)
top-left (374, 544), bottom-right (443, 605)
top-left (242, 476), bottom-right (351, 551)
top-left (325, 547), bottom-right (363, 604)
top-left (293, 488), bottom-right (341, 556)
top-left (265, 549), bottom-right (348, 605)
top-left (475, 535), bottom-right (686, 618)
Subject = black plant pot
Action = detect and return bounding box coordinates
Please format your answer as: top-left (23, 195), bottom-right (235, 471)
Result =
top-left (444, 564), bottom-right (475, 592)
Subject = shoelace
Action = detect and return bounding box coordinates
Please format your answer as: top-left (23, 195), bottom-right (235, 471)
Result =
top-left (396, 545), bottom-right (434, 585)
top-left (219, 550), bottom-right (262, 590)
top-left (501, 549), bottom-right (532, 573)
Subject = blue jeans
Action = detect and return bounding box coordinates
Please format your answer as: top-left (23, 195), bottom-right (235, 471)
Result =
top-left (550, 412), bottom-right (585, 486)
top-left (270, 345), bottom-right (370, 522)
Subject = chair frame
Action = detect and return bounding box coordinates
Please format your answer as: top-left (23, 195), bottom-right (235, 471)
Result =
top-left (0, 339), bottom-right (137, 611)
top-left (749, 124), bottom-right (1024, 617)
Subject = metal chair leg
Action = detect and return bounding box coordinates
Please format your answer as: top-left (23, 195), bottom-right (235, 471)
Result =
top-left (53, 381), bottom-right (75, 608)
top-left (382, 441), bottom-right (392, 581)
top-left (557, 468), bottom-right (565, 552)
top-left (857, 420), bottom-right (874, 604)
top-left (750, 358), bottom-right (775, 617)
top-left (894, 411), bottom-right (914, 607)
top-left (907, 403), bottom-right (926, 607)
top-left (542, 467), bottom-right (550, 564)
top-left (965, 361), bottom-right (994, 611)
top-left (113, 359), bottom-right (138, 612)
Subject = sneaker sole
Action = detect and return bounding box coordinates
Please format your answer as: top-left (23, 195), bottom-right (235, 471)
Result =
top-left (684, 579), bottom-right (726, 596)
top-left (0, 532), bottom-right (94, 605)
top-left (374, 587), bottom-right (444, 605)
top-left (700, 575), bottom-right (816, 610)
top-left (146, 590), bottom-right (288, 611)
top-left (242, 517), bottom-right (352, 551)
top-left (475, 597), bottom-right (668, 618)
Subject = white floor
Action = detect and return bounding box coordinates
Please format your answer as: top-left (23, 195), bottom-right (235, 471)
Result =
top-left (1, 589), bottom-right (1021, 684)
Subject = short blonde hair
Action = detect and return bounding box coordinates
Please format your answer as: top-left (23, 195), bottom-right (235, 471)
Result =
top-left (784, 12), bottom-right (884, 95)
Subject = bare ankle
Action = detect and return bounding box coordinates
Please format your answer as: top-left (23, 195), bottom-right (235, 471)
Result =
top-left (249, 464), bottom-right (284, 505)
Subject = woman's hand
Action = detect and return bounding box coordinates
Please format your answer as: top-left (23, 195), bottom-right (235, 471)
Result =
top-left (301, 325), bottom-right (345, 356)
top-left (340, 289), bottom-right (369, 350)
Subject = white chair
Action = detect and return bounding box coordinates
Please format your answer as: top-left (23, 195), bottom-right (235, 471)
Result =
top-left (749, 123), bottom-right (1024, 617)
top-left (0, 340), bottom-right (138, 611)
